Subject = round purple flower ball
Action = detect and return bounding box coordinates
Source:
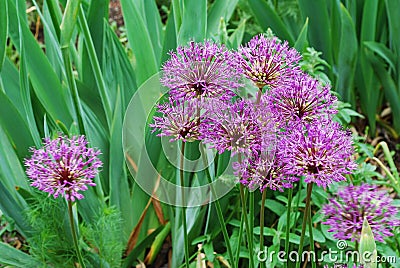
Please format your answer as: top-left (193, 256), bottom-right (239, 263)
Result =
top-left (278, 118), bottom-right (357, 188)
top-left (322, 183), bottom-right (400, 242)
top-left (25, 135), bottom-right (102, 201)
top-left (161, 40), bottom-right (243, 101)
top-left (239, 34), bottom-right (301, 89)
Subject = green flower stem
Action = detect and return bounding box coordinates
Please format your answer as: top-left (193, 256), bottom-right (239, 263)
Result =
top-left (284, 187), bottom-right (293, 268)
top-left (260, 190), bottom-right (267, 268)
top-left (308, 204), bottom-right (316, 268)
top-left (67, 200), bottom-right (85, 268)
top-left (200, 145), bottom-right (235, 267)
top-left (236, 209), bottom-right (245, 265)
top-left (180, 141), bottom-right (190, 268)
top-left (240, 185), bottom-right (254, 268)
top-left (249, 190), bottom-right (254, 258)
top-left (296, 182), bottom-right (313, 268)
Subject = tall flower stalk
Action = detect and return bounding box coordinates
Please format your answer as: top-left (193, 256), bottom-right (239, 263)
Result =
top-left (25, 134), bottom-right (102, 267)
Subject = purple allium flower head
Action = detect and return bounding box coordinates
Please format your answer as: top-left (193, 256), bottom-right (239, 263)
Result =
top-left (267, 72), bottom-right (337, 125)
top-left (278, 118), bottom-right (357, 188)
top-left (239, 34), bottom-right (301, 89)
top-left (161, 40), bottom-right (243, 101)
top-left (25, 135), bottom-right (102, 201)
top-left (322, 183), bottom-right (400, 242)
top-left (150, 98), bottom-right (203, 142)
top-left (200, 98), bottom-right (273, 157)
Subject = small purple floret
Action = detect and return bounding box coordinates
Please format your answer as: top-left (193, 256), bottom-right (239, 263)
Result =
top-left (25, 135), bottom-right (102, 201)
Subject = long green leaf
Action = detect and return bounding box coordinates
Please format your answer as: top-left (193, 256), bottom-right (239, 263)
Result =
top-left (120, 0), bottom-right (158, 85)
top-left (7, 0), bottom-right (73, 125)
top-left (207, 0), bottom-right (239, 37)
top-left (102, 22), bottom-right (137, 109)
top-left (161, 5), bottom-right (177, 64)
top-left (0, 242), bottom-right (42, 266)
top-left (19, 45), bottom-right (41, 147)
top-left (81, 0), bottom-right (109, 89)
top-left (298, 0), bottom-right (332, 65)
top-left (0, 90), bottom-right (35, 159)
top-left (367, 54), bottom-right (400, 133)
top-left (228, 18), bottom-right (246, 49)
top-left (109, 89), bottom-right (133, 238)
top-left (336, 4), bottom-right (358, 104)
top-left (385, 0), bottom-right (400, 89)
top-left (364, 41), bottom-right (396, 70)
top-left (0, 0), bottom-right (7, 72)
top-left (357, 0), bottom-right (379, 134)
top-left (294, 18), bottom-right (309, 52)
top-left (0, 125), bottom-right (31, 192)
top-left (78, 6), bottom-right (112, 128)
top-left (178, 0), bottom-right (207, 45)
top-left (248, 0), bottom-right (294, 44)
top-left (60, 0), bottom-right (81, 47)
top-left (143, 0), bottom-right (164, 65)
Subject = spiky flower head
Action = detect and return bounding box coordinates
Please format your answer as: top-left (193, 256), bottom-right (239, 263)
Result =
top-left (25, 135), bottom-right (102, 201)
top-left (150, 98), bottom-right (203, 142)
top-left (267, 72), bottom-right (337, 125)
top-left (278, 118), bottom-right (357, 188)
top-left (161, 40), bottom-right (243, 101)
top-left (200, 99), bottom-right (273, 157)
top-left (322, 183), bottom-right (400, 242)
top-left (239, 34), bottom-right (301, 89)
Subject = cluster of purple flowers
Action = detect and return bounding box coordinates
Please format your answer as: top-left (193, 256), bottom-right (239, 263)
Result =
top-left (152, 35), bottom-right (356, 192)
